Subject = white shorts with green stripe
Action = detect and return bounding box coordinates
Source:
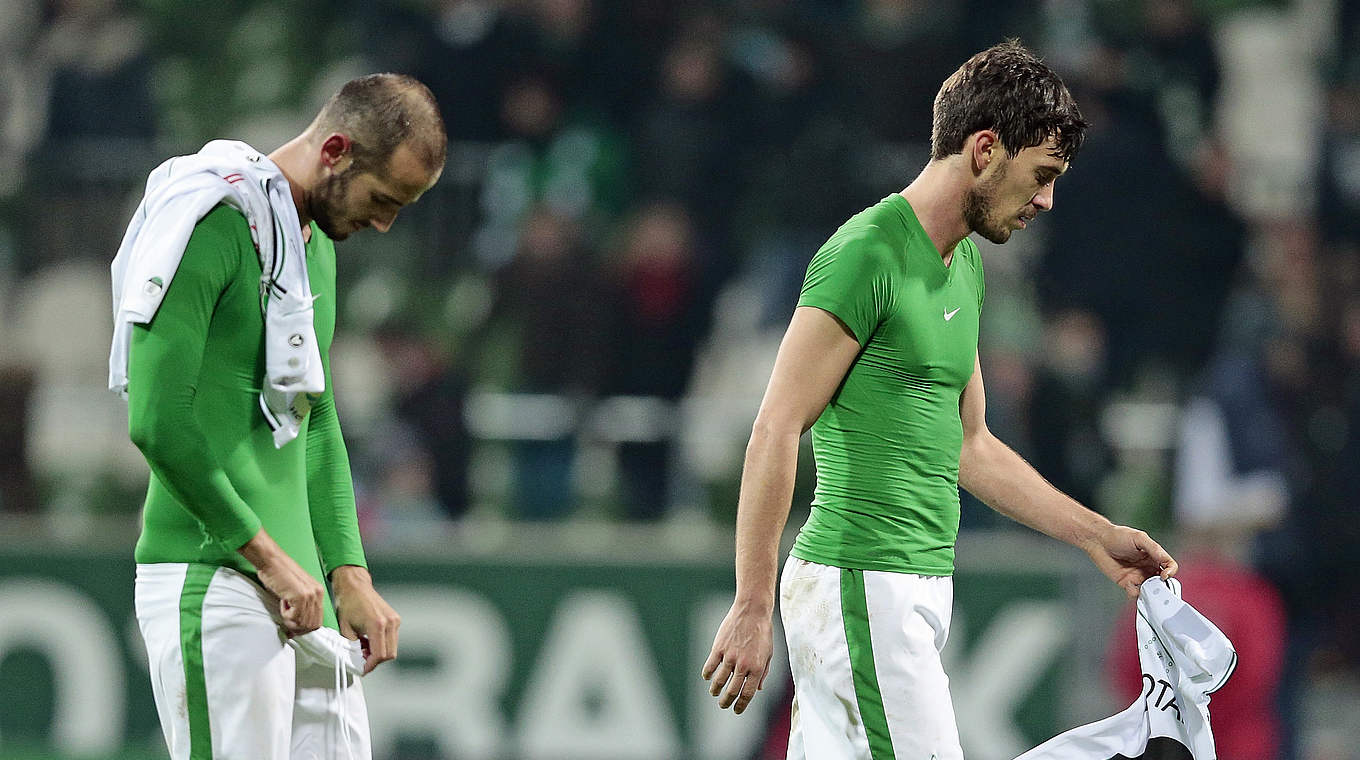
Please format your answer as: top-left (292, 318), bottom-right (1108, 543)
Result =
top-left (134, 563), bottom-right (371, 760)
top-left (779, 557), bottom-right (963, 760)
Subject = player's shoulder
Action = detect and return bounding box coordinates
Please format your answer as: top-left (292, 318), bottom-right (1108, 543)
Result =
top-left (828, 222), bottom-right (894, 254)
top-left (182, 204), bottom-right (254, 275)
top-left (191, 203), bottom-right (253, 243)
top-left (810, 225), bottom-right (899, 287)
top-left (823, 208), bottom-right (901, 262)
top-left (840, 195), bottom-right (902, 233)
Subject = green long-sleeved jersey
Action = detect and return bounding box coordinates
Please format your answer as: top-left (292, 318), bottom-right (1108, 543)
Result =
top-left (126, 205), bottom-right (365, 628)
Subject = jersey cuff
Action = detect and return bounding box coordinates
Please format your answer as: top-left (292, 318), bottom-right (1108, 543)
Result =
top-left (796, 298), bottom-right (869, 345)
top-left (216, 513), bottom-right (263, 553)
top-left (323, 553), bottom-right (369, 577)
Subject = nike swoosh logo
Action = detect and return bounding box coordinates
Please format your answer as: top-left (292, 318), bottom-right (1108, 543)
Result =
top-left (944, 308), bottom-right (961, 321)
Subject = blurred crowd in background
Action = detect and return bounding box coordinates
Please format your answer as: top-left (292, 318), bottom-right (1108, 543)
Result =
top-left (0, 0), bottom-right (1358, 756)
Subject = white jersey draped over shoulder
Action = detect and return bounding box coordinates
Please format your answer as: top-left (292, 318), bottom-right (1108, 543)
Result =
top-left (109, 140), bottom-right (322, 447)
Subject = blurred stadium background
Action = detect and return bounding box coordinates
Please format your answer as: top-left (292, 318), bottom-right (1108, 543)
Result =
top-left (1, 0), bottom-right (1358, 758)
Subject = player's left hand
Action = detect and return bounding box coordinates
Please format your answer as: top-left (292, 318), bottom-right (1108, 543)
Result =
top-left (1084, 524), bottom-right (1178, 598)
top-left (331, 565), bottom-right (401, 674)
top-left (703, 600), bottom-right (774, 715)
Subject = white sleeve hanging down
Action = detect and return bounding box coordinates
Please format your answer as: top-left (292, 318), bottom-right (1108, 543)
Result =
top-left (108, 139), bottom-right (323, 447)
top-left (1012, 578), bottom-right (1237, 760)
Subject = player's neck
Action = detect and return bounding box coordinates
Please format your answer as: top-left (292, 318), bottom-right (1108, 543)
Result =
top-left (900, 161), bottom-right (971, 261)
top-left (268, 136), bottom-right (315, 236)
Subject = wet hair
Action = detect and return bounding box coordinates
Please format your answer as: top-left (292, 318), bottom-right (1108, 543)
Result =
top-left (931, 40), bottom-right (1089, 163)
top-left (311, 73), bottom-right (447, 175)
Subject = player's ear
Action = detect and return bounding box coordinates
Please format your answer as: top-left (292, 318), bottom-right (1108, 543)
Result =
top-left (970, 130), bottom-right (999, 175)
top-left (319, 134), bottom-right (354, 173)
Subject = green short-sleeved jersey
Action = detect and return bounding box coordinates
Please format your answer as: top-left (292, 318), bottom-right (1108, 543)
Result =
top-left (790, 193), bottom-right (984, 575)
top-left (127, 205), bottom-right (366, 628)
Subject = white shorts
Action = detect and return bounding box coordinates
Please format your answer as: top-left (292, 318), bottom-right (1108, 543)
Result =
top-left (779, 557), bottom-right (962, 760)
top-left (134, 563), bottom-right (371, 760)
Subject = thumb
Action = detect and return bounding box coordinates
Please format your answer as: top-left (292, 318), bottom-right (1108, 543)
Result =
top-left (340, 618), bottom-right (358, 640)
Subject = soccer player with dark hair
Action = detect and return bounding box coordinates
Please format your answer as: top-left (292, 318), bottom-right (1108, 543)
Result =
top-left (110, 73), bottom-right (445, 759)
top-left (702, 41), bottom-right (1178, 759)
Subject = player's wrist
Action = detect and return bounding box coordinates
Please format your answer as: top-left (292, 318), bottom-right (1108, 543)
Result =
top-left (732, 591), bottom-right (775, 616)
top-left (238, 528), bottom-right (287, 570)
top-left (329, 564), bottom-right (373, 594)
top-left (1075, 517), bottom-right (1118, 553)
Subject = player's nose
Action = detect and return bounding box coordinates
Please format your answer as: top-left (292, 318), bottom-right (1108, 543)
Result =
top-left (370, 213), bottom-right (396, 233)
top-left (1033, 184), bottom-right (1054, 211)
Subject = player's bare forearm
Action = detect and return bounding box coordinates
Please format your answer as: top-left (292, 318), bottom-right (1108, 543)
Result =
top-left (732, 419), bottom-right (803, 613)
top-left (959, 429), bottom-right (1110, 547)
top-left (960, 429), bottom-right (1177, 595)
top-left (703, 418), bottom-right (796, 712)
top-left (956, 351), bottom-right (1174, 592)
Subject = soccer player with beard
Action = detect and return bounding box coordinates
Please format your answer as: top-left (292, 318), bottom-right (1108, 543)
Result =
top-left (118, 74), bottom-right (443, 759)
top-left (702, 41), bottom-right (1178, 759)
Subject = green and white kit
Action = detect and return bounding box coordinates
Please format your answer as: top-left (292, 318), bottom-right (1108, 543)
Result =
top-left (781, 558), bottom-right (962, 759)
top-left (135, 563), bottom-right (369, 760)
top-left (117, 143), bottom-right (371, 759)
top-left (783, 194), bottom-right (984, 759)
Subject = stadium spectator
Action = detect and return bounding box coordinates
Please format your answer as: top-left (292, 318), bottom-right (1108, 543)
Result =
top-left (374, 0), bottom-right (538, 142)
top-left (373, 321), bottom-right (473, 523)
top-left (1319, 79), bottom-right (1360, 243)
top-left (737, 29), bottom-right (860, 327)
top-left (1028, 308), bottom-right (1113, 509)
top-left (482, 205), bottom-right (609, 519)
top-left (472, 65), bottom-right (629, 269)
top-left (1106, 548), bottom-right (1287, 760)
top-left (632, 18), bottom-right (746, 272)
top-left (0, 365), bottom-right (38, 513)
top-left (605, 201), bottom-right (709, 519)
top-left (19, 0), bottom-right (157, 275)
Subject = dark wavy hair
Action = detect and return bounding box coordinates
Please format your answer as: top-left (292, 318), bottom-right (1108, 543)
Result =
top-left (311, 73), bottom-right (447, 175)
top-left (930, 40), bottom-right (1089, 163)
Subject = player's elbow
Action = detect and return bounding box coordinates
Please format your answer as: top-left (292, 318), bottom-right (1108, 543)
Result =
top-left (749, 410), bottom-right (803, 443)
top-left (958, 426), bottom-right (998, 472)
top-left (128, 414), bottom-right (174, 462)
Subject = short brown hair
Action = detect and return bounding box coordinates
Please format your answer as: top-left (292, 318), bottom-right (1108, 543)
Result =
top-left (931, 40), bottom-right (1088, 163)
top-left (311, 73), bottom-right (447, 175)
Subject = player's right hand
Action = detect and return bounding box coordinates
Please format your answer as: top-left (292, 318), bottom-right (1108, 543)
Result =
top-left (240, 528), bottom-right (325, 636)
top-left (701, 601), bottom-right (773, 715)
top-left (261, 558), bottom-right (325, 636)
top-left (1084, 524), bottom-right (1179, 599)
